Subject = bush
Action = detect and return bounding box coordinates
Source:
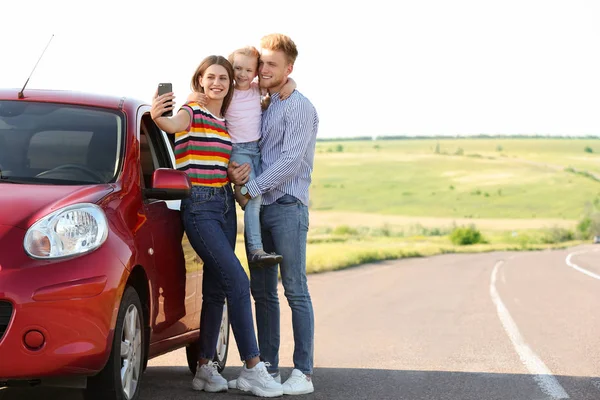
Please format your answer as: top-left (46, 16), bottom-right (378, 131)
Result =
top-left (577, 217), bottom-right (592, 239)
top-left (450, 225), bottom-right (485, 245)
top-left (541, 227), bottom-right (574, 244)
top-left (584, 146), bottom-right (593, 153)
top-left (332, 225), bottom-right (358, 236)
top-left (577, 208), bottom-right (600, 239)
top-left (325, 144), bottom-right (344, 153)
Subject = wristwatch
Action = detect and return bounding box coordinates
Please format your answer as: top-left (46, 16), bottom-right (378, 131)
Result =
top-left (239, 185), bottom-right (251, 199)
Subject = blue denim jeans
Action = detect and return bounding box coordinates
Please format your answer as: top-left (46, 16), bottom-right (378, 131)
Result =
top-left (231, 141), bottom-right (263, 254)
top-left (181, 185), bottom-right (260, 361)
top-left (250, 194), bottom-right (314, 374)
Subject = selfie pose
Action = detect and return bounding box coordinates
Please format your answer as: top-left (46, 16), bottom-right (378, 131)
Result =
top-left (187, 46), bottom-right (297, 268)
top-left (150, 55), bottom-right (282, 398)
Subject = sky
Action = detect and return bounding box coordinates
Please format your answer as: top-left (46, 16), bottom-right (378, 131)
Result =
top-left (1, 0), bottom-right (600, 138)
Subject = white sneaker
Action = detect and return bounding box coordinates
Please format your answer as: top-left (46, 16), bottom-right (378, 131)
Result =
top-left (282, 369), bottom-right (314, 395)
top-left (236, 361), bottom-right (283, 397)
top-left (192, 361), bottom-right (228, 392)
top-left (228, 371), bottom-right (281, 389)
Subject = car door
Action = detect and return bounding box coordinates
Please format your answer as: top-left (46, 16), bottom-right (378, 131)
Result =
top-left (137, 111), bottom-right (201, 341)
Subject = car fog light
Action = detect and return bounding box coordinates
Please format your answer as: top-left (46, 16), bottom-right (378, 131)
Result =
top-left (23, 330), bottom-right (45, 350)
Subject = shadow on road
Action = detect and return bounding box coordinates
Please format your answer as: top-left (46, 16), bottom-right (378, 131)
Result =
top-left (2, 366), bottom-right (600, 400)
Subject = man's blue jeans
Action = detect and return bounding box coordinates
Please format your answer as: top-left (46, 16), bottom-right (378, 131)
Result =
top-left (181, 185), bottom-right (260, 362)
top-left (231, 141), bottom-right (263, 253)
top-left (250, 194), bottom-right (314, 374)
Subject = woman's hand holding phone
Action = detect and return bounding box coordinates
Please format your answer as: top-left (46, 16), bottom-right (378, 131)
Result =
top-left (151, 84), bottom-right (176, 121)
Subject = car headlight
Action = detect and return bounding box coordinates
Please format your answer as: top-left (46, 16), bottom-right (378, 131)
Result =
top-left (24, 203), bottom-right (109, 259)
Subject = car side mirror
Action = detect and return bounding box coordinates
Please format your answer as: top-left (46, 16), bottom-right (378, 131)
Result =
top-left (143, 168), bottom-right (191, 200)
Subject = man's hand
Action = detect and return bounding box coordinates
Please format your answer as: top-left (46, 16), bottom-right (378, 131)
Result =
top-left (228, 161), bottom-right (251, 185)
top-left (186, 92), bottom-right (208, 106)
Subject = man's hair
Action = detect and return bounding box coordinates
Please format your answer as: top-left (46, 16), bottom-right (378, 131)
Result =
top-left (228, 46), bottom-right (260, 69)
top-left (190, 55), bottom-right (235, 116)
top-left (259, 33), bottom-right (298, 65)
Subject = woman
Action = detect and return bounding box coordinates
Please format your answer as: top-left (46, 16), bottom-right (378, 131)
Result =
top-left (151, 55), bottom-right (283, 398)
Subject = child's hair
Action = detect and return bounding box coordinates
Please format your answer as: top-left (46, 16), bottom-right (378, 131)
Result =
top-left (259, 33), bottom-right (298, 65)
top-left (190, 55), bottom-right (235, 116)
top-left (228, 46), bottom-right (260, 70)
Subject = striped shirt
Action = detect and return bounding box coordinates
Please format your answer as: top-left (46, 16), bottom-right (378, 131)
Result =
top-left (245, 91), bottom-right (319, 205)
top-left (175, 103), bottom-right (232, 187)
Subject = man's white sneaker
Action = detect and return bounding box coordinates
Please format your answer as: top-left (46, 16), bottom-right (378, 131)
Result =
top-left (192, 361), bottom-right (228, 392)
top-left (282, 369), bottom-right (314, 395)
top-left (228, 371), bottom-right (281, 389)
top-left (235, 361), bottom-right (283, 397)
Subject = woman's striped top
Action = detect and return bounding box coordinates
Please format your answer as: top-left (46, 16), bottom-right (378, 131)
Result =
top-left (174, 103), bottom-right (232, 187)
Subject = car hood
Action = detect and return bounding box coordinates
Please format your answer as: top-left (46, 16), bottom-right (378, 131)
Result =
top-left (0, 184), bottom-right (115, 229)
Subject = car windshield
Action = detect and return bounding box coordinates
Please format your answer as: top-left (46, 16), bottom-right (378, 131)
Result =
top-left (0, 101), bottom-right (123, 185)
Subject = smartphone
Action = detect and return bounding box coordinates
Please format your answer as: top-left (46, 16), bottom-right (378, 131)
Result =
top-left (157, 83), bottom-right (173, 117)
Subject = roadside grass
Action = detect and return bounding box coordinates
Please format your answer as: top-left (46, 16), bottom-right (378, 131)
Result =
top-left (235, 220), bottom-right (584, 274)
top-left (303, 237), bottom-right (581, 274)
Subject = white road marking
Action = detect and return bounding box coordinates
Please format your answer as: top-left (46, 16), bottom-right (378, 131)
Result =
top-left (566, 250), bottom-right (600, 280)
top-left (490, 261), bottom-right (569, 399)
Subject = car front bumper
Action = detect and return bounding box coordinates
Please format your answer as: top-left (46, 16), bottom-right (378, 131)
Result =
top-left (0, 224), bottom-right (128, 379)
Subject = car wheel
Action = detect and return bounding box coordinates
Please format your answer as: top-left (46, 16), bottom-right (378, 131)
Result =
top-left (186, 301), bottom-right (230, 374)
top-left (85, 286), bottom-right (145, 400)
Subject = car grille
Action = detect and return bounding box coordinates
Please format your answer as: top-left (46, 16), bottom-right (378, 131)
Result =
top-left (0, 301), bottom-right (13, 340)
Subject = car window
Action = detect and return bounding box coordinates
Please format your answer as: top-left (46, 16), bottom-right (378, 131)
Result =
top-left (0, 101), bottom-right (123, 184)
top-left (28, 130), bottom-right (93, 169)
top-left (139, 113), bottom-right (174, 189)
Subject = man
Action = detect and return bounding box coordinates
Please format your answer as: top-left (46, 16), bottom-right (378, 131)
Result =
top-left (230, 33), bottom-right (319, 395)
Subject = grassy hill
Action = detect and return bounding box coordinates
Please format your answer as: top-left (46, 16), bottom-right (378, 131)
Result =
top-left (311, 138), bottom-right (600, 219)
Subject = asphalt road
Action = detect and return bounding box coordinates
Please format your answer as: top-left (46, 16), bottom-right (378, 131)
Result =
top-left (3, 244), bottom-right (600, 400)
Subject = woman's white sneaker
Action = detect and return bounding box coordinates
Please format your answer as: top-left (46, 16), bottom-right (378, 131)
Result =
top-left (235, 361), bottom-right (283, 397)
top-left (282, 369), bottom-right (314, 395)
top-left (192, 361), bottom-right (228, 392)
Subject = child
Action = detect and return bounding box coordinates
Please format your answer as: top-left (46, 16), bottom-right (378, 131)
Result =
top-left (187, 46), bottom-right (296, 267)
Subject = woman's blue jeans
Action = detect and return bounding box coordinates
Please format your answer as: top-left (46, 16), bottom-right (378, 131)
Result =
top-left (231, 141), bottom-right (263, 253)
top-left (181, 184), bottom-right (260, 361)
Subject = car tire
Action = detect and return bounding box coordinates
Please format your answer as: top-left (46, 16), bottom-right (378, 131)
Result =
top-left (186, 301), bottom-right (230, 375)
top-left (85, 286), bottom-right (145, 400)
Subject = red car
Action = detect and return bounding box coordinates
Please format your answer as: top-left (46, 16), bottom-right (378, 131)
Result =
top-left (0, 89), bottom-right (230, 400)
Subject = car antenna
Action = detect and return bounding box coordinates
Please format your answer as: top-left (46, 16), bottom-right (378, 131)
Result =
top-left (18, 34), bottom-right (55, 99)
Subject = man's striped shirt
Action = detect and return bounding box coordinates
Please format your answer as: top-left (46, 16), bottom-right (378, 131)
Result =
top-left (175, 103), bottom-right (232, 187)
top-left (245, 91), bottom-right (319, 206)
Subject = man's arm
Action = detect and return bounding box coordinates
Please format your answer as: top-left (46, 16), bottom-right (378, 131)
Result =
top-left (245, 98), bottom-right (315, 197)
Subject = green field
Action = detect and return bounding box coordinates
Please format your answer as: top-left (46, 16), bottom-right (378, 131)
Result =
top-left (311, 138), bottom-right (600, 219)
top-left (236, 138), bottom-right (600, 274)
